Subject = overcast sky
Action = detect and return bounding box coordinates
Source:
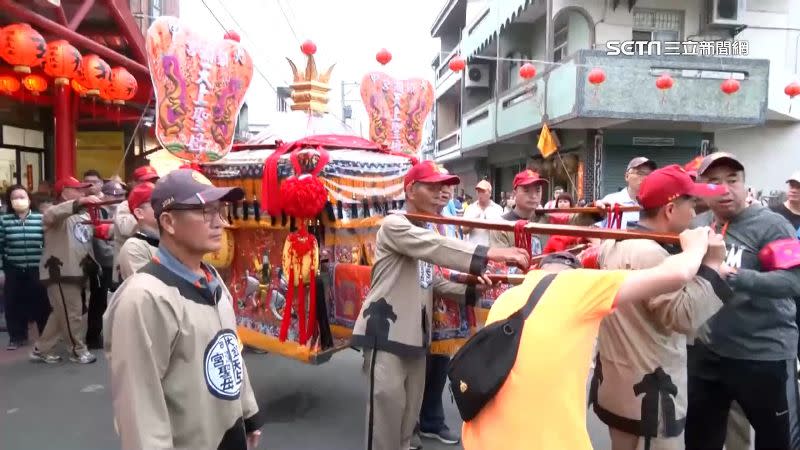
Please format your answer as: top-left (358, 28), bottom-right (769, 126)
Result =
top-left (179, 0), bottom-right (445, 128)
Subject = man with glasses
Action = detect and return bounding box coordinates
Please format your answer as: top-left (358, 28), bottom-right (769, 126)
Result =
top-left (104, 169), bottom-right (262, 450)
top-left (115, 182), bottom-right (158, 281)
top-left (597, 157), bottom-right (657, 229)
top-left (685, 153), bottom-right (800, 450)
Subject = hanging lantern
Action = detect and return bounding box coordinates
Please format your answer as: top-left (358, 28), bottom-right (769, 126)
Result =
top-left (376, 48), bottom-right (392, 65)
top-left (784, 80), bottom-right (800, 113)
top-left (300, 40), bottom-right (317, 56)
top-left (655, 73), bottom-right (674, 90)
top-left (71, 78), bottom-right (89, 97)
top-left (43, 40), bottom-right (82, 85)
top-left (519, 63), bottom-right (537, 79)
top-left (721, 78), bottom-right (740, 95)
top-left (109, 67), bottom-right (137, 104)
top-left (99, 85), bottom-right (114, 104)
top-left (80, 54), bottom-right (112, 95)
top-left (0, 24), bottom-right (46, 74)
top-left (588, 68), bottom-right (606, 85)
top-left (0, 75), bottom-right (20, 94)
top-left (224, 30), bottom-right (241, 42)
top-left (449, 56), bottom-right (466, 72)
top-left (22, 74), bottom-right (47, 95)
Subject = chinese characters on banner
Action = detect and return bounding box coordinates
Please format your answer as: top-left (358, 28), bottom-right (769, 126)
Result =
top-left (145, 16), bottom-right (254, 163)
top-left (360, 72), bottom-right (434, 156)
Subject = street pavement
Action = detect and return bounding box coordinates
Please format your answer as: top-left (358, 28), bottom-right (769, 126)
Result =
top-left (0, 340), bottom-right (612, 450)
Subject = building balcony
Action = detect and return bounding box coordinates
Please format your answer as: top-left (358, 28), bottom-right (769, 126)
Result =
top-left (436, 47), bottom-right (463, 97)
top-left (496, 78), bottom-right (545, 138)
top-left (434, 129), bottom-right (462, 162)
top-left (460, 101), bottom-right (495, 150)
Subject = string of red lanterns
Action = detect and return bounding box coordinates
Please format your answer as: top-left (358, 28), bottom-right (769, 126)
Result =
top-left (0, 22), bottom-right (138, 103)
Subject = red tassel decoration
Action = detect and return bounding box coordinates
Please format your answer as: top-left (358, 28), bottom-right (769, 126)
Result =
top-left (307, 270), bottom-right (317, 342)
top-left (514, 219), bottom-right (532, 262)
top-left (279, 266), bottom-right (295, 342)
top-left (297, 276), bottom-right (307, 344)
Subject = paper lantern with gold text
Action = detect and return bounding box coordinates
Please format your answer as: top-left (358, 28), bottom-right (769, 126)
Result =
top-left (22, 74), bottom-right (47, 95)
top-left (108, 67), bottom-right (137, 104)
top-left (80, 54), bottom-right (111, 95)
top-left (0, 75), bottom-right (20, 94)
top-left (43, 40), bottom-right (82, 85)
top-left (0, 24), bottom-right (46, 73)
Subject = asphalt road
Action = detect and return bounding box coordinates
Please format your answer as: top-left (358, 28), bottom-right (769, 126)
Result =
top-left (0, 340), bottom-right (612, 450)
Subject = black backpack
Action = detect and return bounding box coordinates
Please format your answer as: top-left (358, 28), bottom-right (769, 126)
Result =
top-left (447, 273), bottom-right (556, 422)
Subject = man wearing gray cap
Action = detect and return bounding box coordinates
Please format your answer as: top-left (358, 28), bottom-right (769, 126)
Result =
top-left (104, 169), bottom-right (263, 450)
top-left (597, 157), bottom-right (657, 229)
top-left (686, 152), bottom-right (800, 450)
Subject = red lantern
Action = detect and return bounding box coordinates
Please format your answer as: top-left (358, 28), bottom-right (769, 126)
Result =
top-left (588, 68), bottom-right (606, 85)
top-left (109, 67), bottom-right (137, 104)
top-left (721, 78), bottom-right (740, 95)
top-left (0, 75), bottom-right (20, 94)
top-left (0, 24), bottom-right (46, 73)
top-left (22, 74), bottom-right (47, 95)
top-left (43, 40), bottom-right (82, 85)
top-left (99, 85), bottom-right (113, 103)
top-left (224, 30), bottom-right (241, 42)
top-left (376, 48), bottom-right (392, 65)
top-left (655, 73), bottom-right (674, 90)
top-left (785, 81), bottom-right (800, 99)
top-left (519, 63), bottom-right (537, 79)
top-left (71, 78), bottom-right (89, 97)
top-left (80, 54), bottom-right (111, 95)
top-left (449, 56), bottom-right (466, 72)
top-left (300, 40), bottom-right (317, 56)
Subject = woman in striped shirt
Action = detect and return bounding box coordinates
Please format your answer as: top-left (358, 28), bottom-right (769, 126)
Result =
top-left (0, 185), bottom-right (49, 350)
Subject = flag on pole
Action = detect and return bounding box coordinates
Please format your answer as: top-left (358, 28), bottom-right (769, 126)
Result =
top-left (537, 122), bottom-right (559, 158)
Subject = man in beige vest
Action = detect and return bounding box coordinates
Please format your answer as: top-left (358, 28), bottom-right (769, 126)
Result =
top-left (351, 161), bottom-right (529, 450)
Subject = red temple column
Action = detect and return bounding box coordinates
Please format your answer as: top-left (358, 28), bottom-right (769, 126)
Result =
top-left (53, 83), bottom-right (75, 180)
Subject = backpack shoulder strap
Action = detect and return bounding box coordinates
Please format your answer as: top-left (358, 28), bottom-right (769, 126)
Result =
top-left (520, 273), bottom-right (557, 319)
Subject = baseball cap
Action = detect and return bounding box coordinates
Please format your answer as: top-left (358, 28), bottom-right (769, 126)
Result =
top-left (151, 169), bottom-right (244, 217)
top-left (513, 169), bottom-right (548, 189)
top-left (404, 161), bottom-right (460, 188)
top-left (540, 252), bottom-right (583, 269)
top-left (128, 182), bottom-right (155, 211)
top-left (55, 176), bottom-right (92, 194)
top-left (627, 157), bottom-right (657, 171)
top-left (637, 164), bottom-right (727, 209)
top-left (697, 152), bottom-right (744, 176)
top-left (476, 180), bottom-right (492, 191)
top-left (101, 180), bottom-right (127, 197)
top-left (132, 165), bottom-right (160, 182)
top-left (786, 171), bottom-right (800, 184)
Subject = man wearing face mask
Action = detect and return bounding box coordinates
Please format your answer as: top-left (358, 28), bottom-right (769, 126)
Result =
top-left (685, 153), bottom-right (800, 450)
top-left (116, 182), bottom-right (159, 281)
top-left (30, 177), bottom-right (100, 364)
top-left (104, 169), bottom-right (262, 450)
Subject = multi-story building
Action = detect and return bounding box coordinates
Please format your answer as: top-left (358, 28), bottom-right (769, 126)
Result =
top-left (429, 0), bottom-right (783, 201)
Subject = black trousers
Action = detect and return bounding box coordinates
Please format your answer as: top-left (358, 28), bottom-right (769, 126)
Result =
top-left (3, 266), bottom-right (49, 343)
top-left (686, 342), bottom-right (800, 450)
top-left (86, 264), bottom-right (112, 346)
top-left (419, 354), bottom-right (449, 433)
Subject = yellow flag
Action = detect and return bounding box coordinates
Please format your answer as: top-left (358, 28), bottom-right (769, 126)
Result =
top-left (537, 123), bottom-right (559, 158)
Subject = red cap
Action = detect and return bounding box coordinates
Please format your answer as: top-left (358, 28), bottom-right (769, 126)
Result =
top-left (132, 165), bottom-right (159, 182)
top-left (404, 161), bottom-right (460, 188)
top-left (513, 169), bottom-right (548, 189)
top-left (637, 164), bottom-right (727, 209)
top-left (128, 182), bottom-right (155, 211)
top-left (55, 176), bottom-right (91, 194)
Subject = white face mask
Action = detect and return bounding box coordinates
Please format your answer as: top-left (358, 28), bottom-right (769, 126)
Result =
top-left (11, 198), bottom-right (29, 212)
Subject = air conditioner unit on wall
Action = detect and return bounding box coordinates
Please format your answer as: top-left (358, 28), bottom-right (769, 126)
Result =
top-left (705, 0), bottom-right (746, 27)
top-left (465, 64), bottom-right (490, 88)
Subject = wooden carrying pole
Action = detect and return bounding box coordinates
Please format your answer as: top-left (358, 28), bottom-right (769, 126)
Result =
top-left (401, 212), bottom-right (680, 244)
top-left (535, 205), bottom-right (641, 214)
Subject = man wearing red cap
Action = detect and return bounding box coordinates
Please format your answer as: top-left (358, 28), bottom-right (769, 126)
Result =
top-left (115, 182), bottom-right (159, 281)
top-left (489, 169), bottom-right (549, 252)
top-left (591, 165), bottom-right (731, 450)
top-left (31, 177), bottom-right (101, 364)
top-left (351, 160), bottom-right (530, 450)
top-left (111, 165), bottom-right (160, 287)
